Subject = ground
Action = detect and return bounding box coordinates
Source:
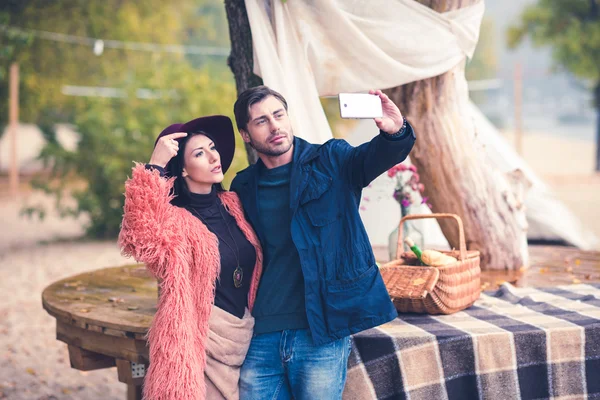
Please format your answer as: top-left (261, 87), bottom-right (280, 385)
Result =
top-left (0, 191), bottom-right (130, 399)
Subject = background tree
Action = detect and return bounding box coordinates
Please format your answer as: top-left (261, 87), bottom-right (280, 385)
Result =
top-left (507, 0), bottom-right (600, 171)
top-left (6, 0), bottom-right (246, 238)
top-left (224, 0), bottom-right (262, 164)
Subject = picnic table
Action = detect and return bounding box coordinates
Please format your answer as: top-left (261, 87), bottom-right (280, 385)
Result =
top-left (42, 246), bottom-right (600, 399)
top-left (42, 264), bottom-right (154, 400)
top-left (343, 282), bottom-right (600, 399)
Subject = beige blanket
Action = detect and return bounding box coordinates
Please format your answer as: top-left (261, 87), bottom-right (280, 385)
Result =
top-left (205, 306), bottom-right (254, 400)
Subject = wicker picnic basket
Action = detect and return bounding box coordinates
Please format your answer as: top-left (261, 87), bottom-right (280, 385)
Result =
top-left (379, 213), bottom-right (481, 315)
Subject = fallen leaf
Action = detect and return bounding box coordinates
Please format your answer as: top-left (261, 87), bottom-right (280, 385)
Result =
top-left (108, 297), bottom-right (125, 303)
top-left (25, 368), bottom-right (36, 376)
top-left (539, 268), bottom-right (549, 274)
top-left (61, 388), bottom-right (71, 394)
top-left (585, 274), bottom-right (592, 280)
top-left (79, 308), bottom-right (90, 313)
top-left (572, 278), bottom-right (581, 284)
top-left (575, 259), bottom-right (581, 266)
top-left (127, 306), bottom-right (139, 311)
top-left (412, 278), bottom-right (426, 286)
top-left (565, 267), bottom-right (573, 273)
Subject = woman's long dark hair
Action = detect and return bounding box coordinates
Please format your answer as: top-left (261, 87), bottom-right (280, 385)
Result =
top-left (166, 130), bottom-right (225, 207)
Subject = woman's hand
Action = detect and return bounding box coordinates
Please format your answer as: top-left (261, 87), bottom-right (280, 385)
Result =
top-left (149, 132), bottom-right (188, 168)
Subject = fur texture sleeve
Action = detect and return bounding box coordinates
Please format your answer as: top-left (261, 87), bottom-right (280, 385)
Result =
top-left (118, 163), bottom-right (188, 280)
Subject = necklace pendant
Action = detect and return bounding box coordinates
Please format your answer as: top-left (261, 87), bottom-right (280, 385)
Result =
top-left (233, 266), bottom-right (243, 288)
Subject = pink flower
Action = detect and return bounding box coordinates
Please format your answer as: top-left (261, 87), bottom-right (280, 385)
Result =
top-left (401, 198), bottom-right (411, 208)
top-left (421, 196), bottom-right (429, 204)
top-left (360, 206), bottom-right (367, 211)
top-left (411, 183), bottom-right (418, 191)
top-left (408, 165), bottom-right (417, 172)
top-left (427, 203), bottom-right (432, 208)
top-left (418, 183), bottom-right (425, 193)
top-left (412, 172), bottom-right (420, 182)
top-left (387, 170), bottom-right (395, 178)
top-left (363, 196), bottom-right (370, 202)
top-left (397, 164), bottom-right (408, 172)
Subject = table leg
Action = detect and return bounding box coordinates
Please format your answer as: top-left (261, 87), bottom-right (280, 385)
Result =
top-left (116, 359), bottom-right (146, 400)
top-left (127, 384), bottom-right (143, 400)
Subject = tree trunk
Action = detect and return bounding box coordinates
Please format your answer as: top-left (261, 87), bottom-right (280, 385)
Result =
top-left (386, 0), bottom-right (527, 270)
top-left (224, 0), bottom-right (261, 165)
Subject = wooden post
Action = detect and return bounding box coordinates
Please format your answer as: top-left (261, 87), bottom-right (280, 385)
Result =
top-left (514, 62), bottom-right (523, 156)
top-left (9, 63), bottom-right (19, 196)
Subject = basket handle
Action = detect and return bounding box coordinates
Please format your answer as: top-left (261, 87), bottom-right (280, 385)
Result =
top-left (397, 213), bottom-right (467, 261)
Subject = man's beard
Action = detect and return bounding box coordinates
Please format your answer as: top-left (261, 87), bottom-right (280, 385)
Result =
top-left (249, 130), bottom-right (293, 157)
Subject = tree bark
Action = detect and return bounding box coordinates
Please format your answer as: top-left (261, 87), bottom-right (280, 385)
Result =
top-left (386, 0), bottom-right (527, 270)
top-left (224, 0), bottom-right (261, 165)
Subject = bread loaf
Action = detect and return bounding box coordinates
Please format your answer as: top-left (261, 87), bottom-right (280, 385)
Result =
top-left (421, 250), bottom-right (457, 267)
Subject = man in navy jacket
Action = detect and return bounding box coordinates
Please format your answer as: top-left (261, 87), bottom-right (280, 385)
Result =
top-left (231, 85), bottom-right (415, 399)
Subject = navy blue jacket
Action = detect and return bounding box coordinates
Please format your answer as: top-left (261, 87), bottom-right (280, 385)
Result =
top-left (231, 124), bottom-right (416, 345)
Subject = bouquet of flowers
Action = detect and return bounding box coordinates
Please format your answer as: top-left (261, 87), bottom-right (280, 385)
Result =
top-left (359, 162), bottom-right (430, 212)
top-left (387, 163), bottom-right (431, 210)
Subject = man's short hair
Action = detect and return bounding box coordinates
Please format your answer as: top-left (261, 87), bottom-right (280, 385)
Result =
top-left (233, 85), bottom-right (288, 132)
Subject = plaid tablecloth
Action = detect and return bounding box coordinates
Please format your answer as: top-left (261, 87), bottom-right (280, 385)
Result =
top-left (344, 283), bottom-right (600, 400)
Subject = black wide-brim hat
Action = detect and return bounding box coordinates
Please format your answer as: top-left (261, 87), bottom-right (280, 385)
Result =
top-left (154, 115), bottom-right (236, 173)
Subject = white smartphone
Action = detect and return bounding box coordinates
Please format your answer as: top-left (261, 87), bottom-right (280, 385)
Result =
top-left (339, 93), bottom-right (383, 119)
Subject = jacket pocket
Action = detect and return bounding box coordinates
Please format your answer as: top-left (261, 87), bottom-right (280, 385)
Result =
top-left (300, 169), bottom-right (339, 226)
top-left (325, 265), bottom-right (390, 331)
top-left (328, 264), bottom-right (377, 292)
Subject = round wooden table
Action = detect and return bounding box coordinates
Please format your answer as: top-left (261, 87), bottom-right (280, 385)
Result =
top-left (42, 264), bottom-right (157, 400)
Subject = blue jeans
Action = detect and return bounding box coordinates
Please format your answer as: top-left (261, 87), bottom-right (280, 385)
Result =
top-left (239, 329), bottom-right (351, 400)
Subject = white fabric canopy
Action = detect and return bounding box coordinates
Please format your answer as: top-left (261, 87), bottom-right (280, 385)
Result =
top-left (246, 0), bottom-right (484, 143)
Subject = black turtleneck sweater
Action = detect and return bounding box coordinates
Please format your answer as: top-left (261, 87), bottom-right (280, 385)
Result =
top-left (146, 164), bottom-right (256, 319)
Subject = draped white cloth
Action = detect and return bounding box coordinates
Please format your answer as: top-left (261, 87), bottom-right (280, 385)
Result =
top-left (246, 0), bottom-right (484, 143)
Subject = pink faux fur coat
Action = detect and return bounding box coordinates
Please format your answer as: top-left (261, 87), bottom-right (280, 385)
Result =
top-left (118, 164), bottom-right (263, 400)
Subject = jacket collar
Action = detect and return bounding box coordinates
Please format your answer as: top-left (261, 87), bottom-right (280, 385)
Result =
top-left (234, 136), bottom-right (321, 185)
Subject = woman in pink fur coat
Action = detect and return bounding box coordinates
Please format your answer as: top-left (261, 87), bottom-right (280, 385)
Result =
top-left (118, 115), bottom-right (263, 400)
